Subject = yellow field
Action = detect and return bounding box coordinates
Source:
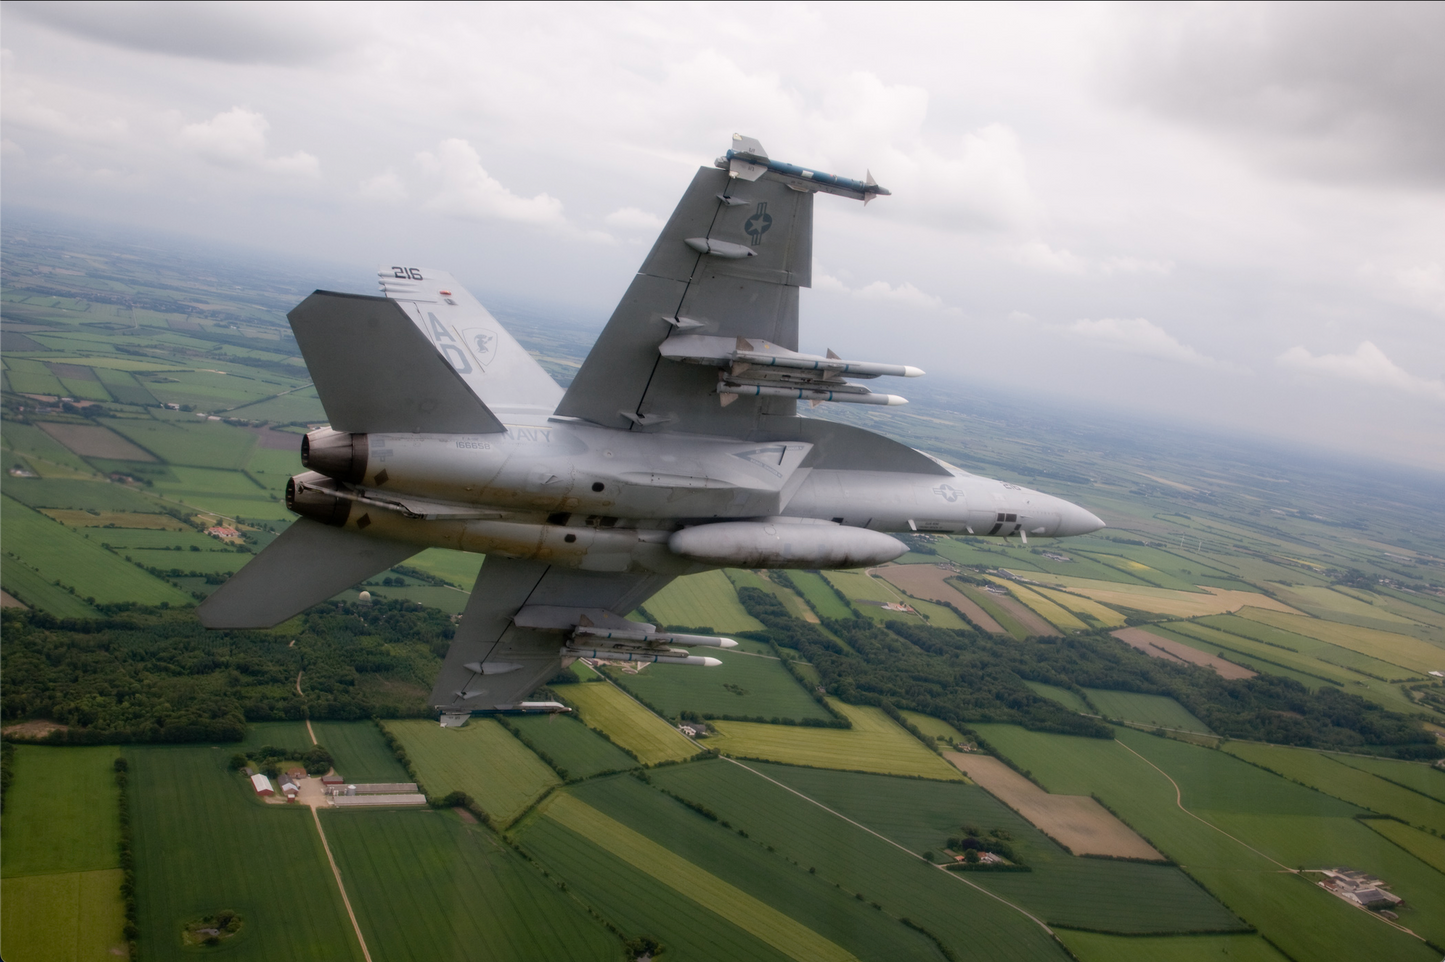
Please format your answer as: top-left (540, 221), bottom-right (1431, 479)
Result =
top-left (989, 577), bottom-right (1088, 632)
top-left (0, 869), bottom-right (127, 962)
top-left (542, 793), bottom-right (857, 962)
top-left (1029, 583), bottom-right (1128, 628)
top-left (41, 510), bottom-right (188, 530)
top-left (644, 569), bottom-right (765, 633)
top-left (899, 711), bottom-right (970, 753)
top-left (558, 680), bottom-right (697, 765)
top-left (1266, 584), bottom-right (1419, 625)
top-left (1009, 571), bottom-right (1298, 619)
top-left (1236, 609), bottom-right (1445, 675)
top-left (710, 701), bottom-right (963, 781)
top-left (1361, 819), bottom-right (1445, 873)
top-left (382, 718), bottom-right (559, 823)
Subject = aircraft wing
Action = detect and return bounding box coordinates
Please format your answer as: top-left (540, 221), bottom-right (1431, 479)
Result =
top-left (430, 558), bottom-right (673, 713)
top-left (554, 163), bottom-right (812, 436)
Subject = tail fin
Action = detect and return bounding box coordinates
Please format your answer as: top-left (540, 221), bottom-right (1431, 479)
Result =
top-left (290, 291), bottom-right (505, 434)
top-left (197, 518), bottom-right (419, 628)
top-left (378, 266), bottom-right (564, 418)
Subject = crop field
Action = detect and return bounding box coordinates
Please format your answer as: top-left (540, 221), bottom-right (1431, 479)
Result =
top-left (1330, 754), bottom-right (1445, 802)
top-left (822, 570), bottom-right (927, 624)
top-left (1, 869), bottom-right (127, 962)
top-left (1008, 571), bottom-right (1297, 619)
top-left (970, 724), bottom-right (1439, 962)
top-left (1220, 742), bottom-right (1445, 833)
top-left (2, 495), bottom-right (192, 606)
top-left (1195, 614), bottom-right (1425, 682)
top-left (1, 746), bottom-right (122, 877)
top-left (382, 719), bottom-right (559, 824)
top-left (709, 700), bottom-right (963, 780)
top-left (1022, 681), bottom-right (1090, 713)
top-left (1112, 627), bottom-right (1258, 679)
top-left (642, 568), bottom-right (764, 632)
top-left (38, 421), bottom-right (154, 460)
top-left (1081, 689), bottom-right (1213, 734)
top-left (610, 648), bottom-right (828, 723)
top-left (554, 679), bottom-right (698, 764)
top-left (539, 788), bottom-right (909, 962)
top-left (1235, 608), bottom-right (1445, 676)
top-left (943, 752), bottom-right (1163, 859)
top-left (128, 745), bottom-right (365, 962)
top-left (1, 554), bottom-right (98, 616)
top-left (1059, 932), bottom-right (1288, 962)
top-left (900, 710), bottom-right (968, 745)
top-left (905, 597), bottom-right (969, 628)
top-left (1029, 583), bottom-right (1128, 627)
top-left (504, 712), bottom-right (638, 778)
top-left (308, 722), bottom-right (410, 784)
top-left (322, 809), bottom-right (617, 962)
top-left (44, 510), bottom-right (189, 530)
top-left (991, 578), bottom-right (1088, 632)
top-left (1266, 582), bottom-right (1423, 627)
top-left (102, 416), bottom-right (259, 469)
top-left (1362, 818), bottom-right (1445, 873)
top-left (787, 570), bottom-right (855, 619)
top-left (875, 563), bottom-right (1005, 632)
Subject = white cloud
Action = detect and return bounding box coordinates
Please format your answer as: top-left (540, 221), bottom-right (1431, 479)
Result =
top-left (177, 107), bottom-right (318, 176)
top-left (883, 122), bottom-right (1044, 233)
top-left (604, 206), bottom-right (664, 231)
top-left (813, 265), bottom-right (951, 311)
top-left (1066, 317), bottom-right (1233, 369)
top-left (1277, 341), bottom-right (1445, 402)
top-left (1014, 241), bottom-right (1088, 275)
top-left (358, 170), bottom-right (407, 203)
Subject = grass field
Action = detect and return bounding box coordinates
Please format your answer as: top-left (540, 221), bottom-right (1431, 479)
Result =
top-left (1081, 689), bottom-right (1213, 734)
top-left (0, 869), bottom-right (127, 962)
top-left (309, 722), bottom-right (410, 784)
top-left (1219, 742), bottom-right (1445, 833)
top-left (1330, 754), bottom-right (1445, 802)
top-left (1058, 931), bottom-right (1289, 962)
top-left (1021, 681), bottom-right (1090, 713)
top-left (955, 582), bottom-right (1031, 639)
top-left (1266, 583), bottom-right (1422, 628)
top-left (1009, 572), bottom-right (1294, 619)
top-left (610, 648), bottom-right (828, 723)
top-left (709, 700), bottom-right (963, 780)
top-left (382, 719), bottom-right (559, 824)
top-left (2, 495), bottom-right (192, 608)
top-left (992, 578), bottom-right (1089, 632)
top-left (740, 761), bottom-right (1236, 934)
top-left (643, 569), bottom-right (765, 632)
top-left (899, 710), bottom-right (968, 745)
top-left (504, 712), bottom-right (638, 778)
top-left (822, 570), bottom-right (926, 625)
top-left (557, 675), bottom-right (699, 765)
top-left (1194, 614), bottom-right (1423, 682)
top-left (726, 568), bottom-right (819, 623)
top-left (1361, 818), bottom-right (1445, 873)
top-left (102, 417), bottom-right (258, 469)
top-left (647, 761), bottom-right (1079, 961)
top-left (788, 570), bottom-right (855, 620)
top-left (129, 745), bottom-right (365, 962)
top-left (1, 554), bottom-right (99, 617)
top-left (322, 809), bottom-right (618, 962)
top-left (1235, 608), bottom-right (1445, 676)
top-left (970, 724), bottom-right (1440, 962)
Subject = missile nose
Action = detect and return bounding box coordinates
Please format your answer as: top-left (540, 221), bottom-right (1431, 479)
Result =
top-left (700, 656), bottom-right (722, 667)
top-left (1056, 501), bottom-right (1106, 537)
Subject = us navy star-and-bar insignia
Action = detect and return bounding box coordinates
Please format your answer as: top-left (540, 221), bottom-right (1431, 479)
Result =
top-left (745, 202), bottom-right (773, 246)
top-left (933, 483), bottom-right (959, 502)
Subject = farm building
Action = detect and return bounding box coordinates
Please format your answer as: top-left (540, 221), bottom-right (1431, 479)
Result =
top-left (250, 774), bottom-right (274, 796)
top-left (321, 773), bottom-right (345, 786)
top-left (1317, 868), bottom-right (1404, 910)
top-left (331, 793), bottom-right (428, 808)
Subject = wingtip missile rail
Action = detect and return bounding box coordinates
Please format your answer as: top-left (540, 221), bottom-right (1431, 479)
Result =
top-left (716, 133), bottom-right (890, 203)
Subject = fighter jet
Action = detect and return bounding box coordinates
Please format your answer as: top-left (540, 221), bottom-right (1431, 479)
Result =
top-left (198, 134), bottom-right (1105, 722)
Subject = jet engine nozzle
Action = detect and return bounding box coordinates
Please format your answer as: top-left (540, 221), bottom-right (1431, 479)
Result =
top-left (301, 428), bottom-right (368, 483)
top-left (285, 471), bottom-right (353, 527)
top-left (669, 520), bottom-right (906, 569)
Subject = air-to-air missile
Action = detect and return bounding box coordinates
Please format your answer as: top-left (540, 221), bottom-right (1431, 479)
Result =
top-left (199, 134), bottom-right (1105, 719)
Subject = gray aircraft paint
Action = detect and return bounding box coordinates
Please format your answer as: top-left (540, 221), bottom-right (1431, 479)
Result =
top-left (198, 135), bottom-right (1105, 717)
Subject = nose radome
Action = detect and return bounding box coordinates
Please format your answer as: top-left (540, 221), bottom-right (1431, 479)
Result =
top-left (1056, 501), bottom-right (1105, 537)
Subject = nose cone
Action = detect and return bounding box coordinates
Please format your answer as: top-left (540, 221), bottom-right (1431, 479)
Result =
top-left (1055, 501), bottom-right (1105, 537)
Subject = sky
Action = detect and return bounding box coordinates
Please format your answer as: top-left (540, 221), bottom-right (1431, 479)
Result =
top-left (3, 1), bottom-right (1443, 471)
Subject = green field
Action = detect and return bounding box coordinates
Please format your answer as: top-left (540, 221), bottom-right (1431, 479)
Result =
top-left (1193, 614), bottom-right (1422, 682)
top-left (1, 495), bottom-right (192, 607)
top-left (503, 712), bottom-right (638, 778)
top-left (997, 580), bottom-right (1090, 632)
top-left (128, 745), bottom-right (365, 961)
top-left (101, 416), bottom-right (258, 469)
top-left (710, 700), bottom-right (963, 780)
top-left (1, 554), bottom-right (99, 616)
top-left (322, 809), bottom-right (618, 961)
top-left (787, 570), bottom-right (855, 620)
top-left (1235, 608), bottom-right (1445, 676)
top-left (648, 760), bottom-right (1068, 961)
top-left (971, 724), bottom-right (1441, 962)
top-left (382, 719), bottom-right (559, 824)
top-left (610, 648), bottom-right (829, 722)
top-left (0, 869), bottom-right (128, 962)
top-left (1082, 689), bottom-right (1213, 733)
top-left (1022, 681), bottom-right (1090, 714)
top-left (642, 569), bottom-right (765, 632)
top-left (1330, 753), bottom-right (1445, 802)
top-left (741, 762), bottom-right (1242, 934)
top-left (900, 710), bottom-right (968, 745)
top-left (822, 570), bottom-right (927, 625)
top-left (309, 722), bottom-right (410, 784)
top-left (2, 476), bottom-right (160, 512)
top-left (398, 547), bottom-right (485, 588)
top-left (1059, 931), bottom-right (1289, 962)
top-left (1361, 818), bottom-right (1445, 873)
top-left (557, 676), bottom-right (699, 765)
top-left (1220, 742), bottom-right (1445, 833)
top-left (726, 568), bottom-right (819, 623)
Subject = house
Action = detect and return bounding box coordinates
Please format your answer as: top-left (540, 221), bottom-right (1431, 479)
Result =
top-left (321, 773), bottom-right (345, 786)
top-left (251, 774), bottom-right (274, 796)
top-left (286, 768), bottom-right (307, 782)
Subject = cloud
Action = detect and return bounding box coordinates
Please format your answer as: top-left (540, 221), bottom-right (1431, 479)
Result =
top-left (358, 170), bottom-right (407, 203)
top-left (813, 266), bottom-right (952, 311)
top-left (177, 107), bottom-right (318, 176)
top-left (1065, 317), bottom-right (1234, 369)
top-left (1277, 341), bottom-right (1445, 402)
top-left (415, 139), bottom-right (609, 242)
top-left (7, 0), bottom-right (358, 65)
top-left (884, 123), bottom-right (1044, 233)
top-left (604, 207), bottom-right (664, 231)
top-left (1013, 243), bottom-right (1174, 276)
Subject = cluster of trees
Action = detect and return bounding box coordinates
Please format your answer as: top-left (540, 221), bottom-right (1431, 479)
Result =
top-left (0, 601), bottom-right (453, 743)
top-left (736, 588), bottom-right (1441, 758)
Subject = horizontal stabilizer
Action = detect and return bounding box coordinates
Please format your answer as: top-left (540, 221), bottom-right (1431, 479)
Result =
top-left (196, 518), bottom-right (419, 628)
top-left (289, 291), bottom-right (506, 434)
